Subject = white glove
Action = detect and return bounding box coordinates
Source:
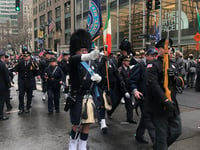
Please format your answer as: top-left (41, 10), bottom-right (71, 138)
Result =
top-left (99, 51), bottom-right (105, 56)
top-left (81, 49), bottom-right (100, 61)
top-left (125, 92), bottom-right (130, 99)
top-left (91, 73), bottom-right (102, 83)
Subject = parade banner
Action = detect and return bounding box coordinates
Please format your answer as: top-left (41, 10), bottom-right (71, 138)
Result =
top-left (87, 0), bottom-right (103, 41)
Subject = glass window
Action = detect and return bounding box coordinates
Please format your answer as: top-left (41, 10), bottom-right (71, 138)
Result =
top-left (65, 17), bottom-right (71, 29)
top-left (64, 1), bottom-right (71, 14)
top-left (55, 6), bottom-right (61, 18)
top-left (48, 11), bottom-right (52, 20)
top-left (65, 33), bottom-right (71, 45)
top-left (56, 21), bottom-right (61, 31)
top-left (40, 15), bottom-right (45, 26)
top-left (34, 19), bottom-right (37, 28)
top-left (34, 30), bottom-right (38, 38)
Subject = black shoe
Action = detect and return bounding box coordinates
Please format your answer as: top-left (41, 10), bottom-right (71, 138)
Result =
top-left (0, 116), bottom-right (9, 121)
top-left (18, 110), bottom-right (24, 115)
top-left (135, 136), bottom-right (149, 144)
top-left (101, 127), bottom-right (108, 134)
top-left (56, 110), bottom-right (60, 113)
top-left (127, 120), bottom-right (137, 124)
top-left (107, 112), bottom-right (112, 120)
top-left (25, 109), bottom-right (30, 113)
top-left (7, 107), bottom-right (13, 112)
top-left (48, 111), bottom-right (53, 114)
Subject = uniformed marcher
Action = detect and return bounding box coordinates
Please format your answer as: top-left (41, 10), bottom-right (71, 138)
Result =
top-left (0, 50), bottom-right (10, 121)
top-left (146, 38), bottom-right (183, 150)
top-left (44, 57), bottom-right (65, 113)
top-left (118, 55), bottom-right (135, 123)
top-left (58, 52), bottom-right (70, 95)
top-left (4, 54), bottom-right (13, 111)
top-left (68, 29), bottom-right (101, 150)
top-left (39, 50), bottom-right (53, 101)
top-left (129, 48), bottom-right (157, 144)
top-left (12, 51), bottom-right (40, 114)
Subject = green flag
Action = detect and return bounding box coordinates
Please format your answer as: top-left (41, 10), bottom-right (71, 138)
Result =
top-left (196, 6), bottom-right (200, 33)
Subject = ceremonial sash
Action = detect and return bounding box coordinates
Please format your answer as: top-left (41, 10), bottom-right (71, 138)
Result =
top-left (80, 62), bottom-right (100, 98)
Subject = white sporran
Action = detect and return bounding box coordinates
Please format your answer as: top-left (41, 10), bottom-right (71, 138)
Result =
top-left (81, 95), bottom-right (96, 124)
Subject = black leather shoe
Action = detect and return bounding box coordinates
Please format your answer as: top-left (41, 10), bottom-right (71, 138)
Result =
top-left (127, 120), bottom-right (137, 124)
top-left (135, 136), bottom-right (149, 144)
top-left (7, 107), bottom-right (13, 112)
top-left (0, 116), bottom-right (9, 121)
top-left (48, 111), bottom-right (53, 114)
top-left (25, 109), bottom-right (30, 113)
top-left (18, 110), bottom-right (24, 115)
top-left (101, 127), bottom-right (108, 134)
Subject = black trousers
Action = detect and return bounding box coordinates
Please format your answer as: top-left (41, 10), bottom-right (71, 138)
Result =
top-left (107, 86), bottom-right (133, 121)
top-left (152, 114), bottom-right (182, 150)
top-left (47, 88), bottom-right (60, 112)
top-left (19, 87), bottom-right (33, 111)
top-left (0, 94), bottom-right (6, 118)
top-left (136, 103), bottom-right (155, 143)
top-left (5, 89), bottom-right (12, 110)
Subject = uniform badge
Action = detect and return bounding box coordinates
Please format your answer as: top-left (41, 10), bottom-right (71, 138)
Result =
top-left (147, 64), bottom-right (152, 68)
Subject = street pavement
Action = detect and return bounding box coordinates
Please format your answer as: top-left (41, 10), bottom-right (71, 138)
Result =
top-left (0, 78), bottom-right (200, 150)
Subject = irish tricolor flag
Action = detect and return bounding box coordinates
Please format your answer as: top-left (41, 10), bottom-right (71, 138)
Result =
top-left (103, 5), bottom-right (111, 56)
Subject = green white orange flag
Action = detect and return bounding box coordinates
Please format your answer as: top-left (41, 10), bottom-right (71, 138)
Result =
top-left (103, 5), bottom-right (111, 56)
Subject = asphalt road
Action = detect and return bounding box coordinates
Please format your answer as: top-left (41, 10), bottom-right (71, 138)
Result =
top-left (0, 80), bottom-right (200, 150)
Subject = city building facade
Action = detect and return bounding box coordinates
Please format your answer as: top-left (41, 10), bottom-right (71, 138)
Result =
top-left (0, 0), bottom-right (18, 51)
top-left (32, 0), bottom-right (200, 56)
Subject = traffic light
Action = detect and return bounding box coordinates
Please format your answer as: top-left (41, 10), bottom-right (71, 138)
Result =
top-left (146, 0), bottom-right (152, 10)
top-left (15, 0), bottom-right (20, 11)
top-left (155, 0), bottom-right (161, 10)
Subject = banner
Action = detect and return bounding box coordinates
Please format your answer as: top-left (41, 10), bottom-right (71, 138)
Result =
top-left (87, 0), bottom-right (102, 41)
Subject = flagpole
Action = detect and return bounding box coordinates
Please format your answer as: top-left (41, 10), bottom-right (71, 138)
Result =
top-left (104, 0), bottom-right (110, 91)
top-left (163, 31), bottom-right (172, 101)
top-left (178, 0), bottom-right (181, 50)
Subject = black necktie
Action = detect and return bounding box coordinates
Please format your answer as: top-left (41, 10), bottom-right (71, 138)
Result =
top-left (127, 67), bottom-right (130, 77)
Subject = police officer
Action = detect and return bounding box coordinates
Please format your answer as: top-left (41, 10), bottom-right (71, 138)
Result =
top-left (68, 29), bottom-right (101, 150)
top-left (118, 55), bottom-right (136, 123)
top-left (0, 50), bottom-right (10, 121)
top-left (44, 57), bottom-right (65, 113)
top-left (146, 38), bottom-right (183, 150)
top-left (58, 52), bottom-right (70, 94)
top-left (129, 48), bottom-right (157, 144)
top-left (39, 50), bottom-right (53, 101)
top-left (12, 51), bottom-right (40, 114)
top-left (4, 54), bottom-right (13, 111)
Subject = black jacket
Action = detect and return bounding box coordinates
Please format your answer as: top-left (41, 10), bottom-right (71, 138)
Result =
top-left (44, 65), bottom-right (65, 89)
top-left (58, 59), bottom-right (70, 75)
top-left (0, 60), bottom-right (10, 94)
top-left (12, 59), bottom-right (39, 80)
top-left (145, 56), bottom-right (182, 116)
